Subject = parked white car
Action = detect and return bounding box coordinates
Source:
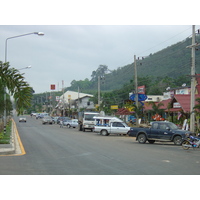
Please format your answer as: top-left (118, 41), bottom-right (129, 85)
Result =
top-left (93, 116), bottom-right (130, 136)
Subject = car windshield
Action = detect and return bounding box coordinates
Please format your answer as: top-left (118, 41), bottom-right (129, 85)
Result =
top-left (168, 122), bottom-right (179, 130)
top-left (122, 122), bottom-right (129, 127)
top-left (45, 117), bottom-right (51, 119)
top-left (84, 114), bottom-right (96, 121)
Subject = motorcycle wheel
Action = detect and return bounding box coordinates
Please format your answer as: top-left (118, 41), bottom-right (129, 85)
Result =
top-left (182, 140), bottom-right (190, 150)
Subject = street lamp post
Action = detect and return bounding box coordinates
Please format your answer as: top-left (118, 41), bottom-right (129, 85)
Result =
top-left (3, 32), bottom-right (44, 134)
top-left (18, 65), bottom-right (32, 70)
top-left (5, 32), bottom-right (44, 62)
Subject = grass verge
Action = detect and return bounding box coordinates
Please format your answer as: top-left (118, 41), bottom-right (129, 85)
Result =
top-left (0, 120), bottom-right (11, 144)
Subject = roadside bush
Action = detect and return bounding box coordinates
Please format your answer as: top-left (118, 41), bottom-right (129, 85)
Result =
top-left (0, 121), bottom-right (11, 144)
top-left (0, 122), bottom-right (3, 139)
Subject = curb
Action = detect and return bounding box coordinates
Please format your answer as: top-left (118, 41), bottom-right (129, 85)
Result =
top-left (0, 119), bottom-right (16, 155)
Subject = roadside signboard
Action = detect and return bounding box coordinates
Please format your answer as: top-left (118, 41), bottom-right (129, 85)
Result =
top-left (111, 105), bottom-right (118, 110)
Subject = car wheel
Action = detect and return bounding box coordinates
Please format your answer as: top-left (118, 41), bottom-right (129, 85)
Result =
top-left (173, 136), bottom-right (182, 145)
top-left (101, 129), bottom-right (108, 136)
top-left (67, 124), bottom-right (71, 128)
top-left (138, 133), bottom-right (147, 144)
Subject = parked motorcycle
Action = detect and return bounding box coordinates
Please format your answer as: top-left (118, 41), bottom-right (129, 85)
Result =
top-left (182, 134), bottom-right (200, 150)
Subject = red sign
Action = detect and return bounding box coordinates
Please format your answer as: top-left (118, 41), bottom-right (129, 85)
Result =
top-left (50, 84), bottom-right (56, 90)
top-left (138, 85), bottom-right (145, 94)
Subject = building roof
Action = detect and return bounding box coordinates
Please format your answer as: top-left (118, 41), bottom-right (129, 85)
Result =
top-left (196, 74), bottom-right (200, 94)
top-left (74, 95), bottom-right (93, 101)
top-left (173, 94), bottom-right (200, 112)
top-left (144, 94), bottom-right (200, 113)
top-left (60, 91), bottom-right (93, 103)
top-left (143, 99), bottom-right (172, 111)
top-left (115, 108), bottom-right (132, 115)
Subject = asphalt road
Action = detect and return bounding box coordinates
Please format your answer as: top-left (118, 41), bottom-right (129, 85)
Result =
top-left (0, 115), bottom-right (200, 175)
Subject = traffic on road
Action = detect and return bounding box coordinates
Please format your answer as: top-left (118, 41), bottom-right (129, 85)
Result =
top-left (1, 114), bottom-right (200, 175)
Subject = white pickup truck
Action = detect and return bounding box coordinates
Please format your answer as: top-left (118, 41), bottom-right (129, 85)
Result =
top-left (93, 116), bottom-right (131, 136)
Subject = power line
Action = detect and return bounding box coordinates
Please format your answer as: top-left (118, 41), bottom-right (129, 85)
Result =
top-left (110, 26), bottom-right (193, 69)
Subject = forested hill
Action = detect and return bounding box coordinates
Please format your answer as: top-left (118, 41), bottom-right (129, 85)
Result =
top-left (67, 35), bottom-right (200, 92)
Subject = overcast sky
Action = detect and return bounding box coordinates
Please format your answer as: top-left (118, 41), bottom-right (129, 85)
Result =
top-left (1, 25), bottom-right (199, 94)
top-left (0, 1), bottom-right (199, 94)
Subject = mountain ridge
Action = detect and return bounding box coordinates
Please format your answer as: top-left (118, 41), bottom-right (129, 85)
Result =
top-left (67, 35), bottom-right (200, 92)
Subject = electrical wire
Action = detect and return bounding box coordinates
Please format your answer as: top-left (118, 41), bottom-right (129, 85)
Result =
top-left (110, 26), bottom-right (195, 69)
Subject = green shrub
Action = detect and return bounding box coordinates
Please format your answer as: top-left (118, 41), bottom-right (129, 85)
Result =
top-left (0, 120), bottom-right (11, 144)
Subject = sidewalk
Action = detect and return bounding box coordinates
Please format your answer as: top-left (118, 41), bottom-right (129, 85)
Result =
top-left (0, 120), bottom-right (21, 155)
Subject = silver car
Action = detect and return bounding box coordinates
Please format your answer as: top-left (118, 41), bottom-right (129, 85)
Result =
top-left (19, 116), bottom-right (27, 122)
top-left (65, 119), bottom-right (78, 128)
top-left (42, 116), bottom-right (53, 124)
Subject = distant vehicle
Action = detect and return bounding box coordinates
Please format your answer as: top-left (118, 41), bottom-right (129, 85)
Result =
top-left (65, 119), bottom-right (78, 128)
top-left (57, 117), bottom-right (70, 124)
top-left (19, 116), bottom-right (27, 122)
top-left (31, 112), bottom-right (37, 116)
top-left (36, 113), bottom-right (49, 119)
top-left (52, 116), bottom-right (59, 124)
top-left (42, 116), bottom-right (53, 124)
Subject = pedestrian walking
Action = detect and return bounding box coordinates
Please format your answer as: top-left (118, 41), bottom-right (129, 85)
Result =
top-left (60, 119), bottom-right (63, 128)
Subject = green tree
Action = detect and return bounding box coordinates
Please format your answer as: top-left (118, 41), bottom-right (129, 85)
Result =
top-left (147, 101), bottom-right (165, 120)
top-left (0, 61), bottom-right (33, 115)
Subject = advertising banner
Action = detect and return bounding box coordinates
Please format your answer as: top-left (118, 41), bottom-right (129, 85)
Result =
top-left (50, 84), bottom-right (56, 90)
top-left (138, 85), bottom-right (145, 94)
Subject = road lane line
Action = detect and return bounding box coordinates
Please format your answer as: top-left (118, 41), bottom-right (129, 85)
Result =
top-left (13, 119), bottom-right (26, 156)
top-left (0, 119), bottom-right (26, 157)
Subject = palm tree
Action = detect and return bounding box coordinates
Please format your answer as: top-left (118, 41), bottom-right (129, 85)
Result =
top-left (147, 101), bottom-right (165, 120)
top-left (124, 101), bottom-right (144, 123)
top-left (132, 103), bottom-right (145, 123)
top-left (0, 61), bottom-right (33, 115)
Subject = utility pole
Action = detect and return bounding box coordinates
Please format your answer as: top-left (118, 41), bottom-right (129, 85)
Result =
top-left (187, 25), bottom-right (200, 133)
top-left (190, 25), bottom-right (196, 133)
top-left (78, 86), bottom-right (80, 112)
top-left (62, 80), bottom-right (65, 116)
top-left (134, 55), bottom-right (139, 126)
top-left (98, 76), bottom-right (101, 110)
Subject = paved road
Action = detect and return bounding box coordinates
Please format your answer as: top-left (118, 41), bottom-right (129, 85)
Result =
top-left (0, 115), bottom-right (200, 175)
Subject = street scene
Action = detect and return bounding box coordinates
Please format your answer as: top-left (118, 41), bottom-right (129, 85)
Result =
top-left (0, 115), bottom-right (200, 175)
top-left (1, 24), bottom-right (200, 200)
